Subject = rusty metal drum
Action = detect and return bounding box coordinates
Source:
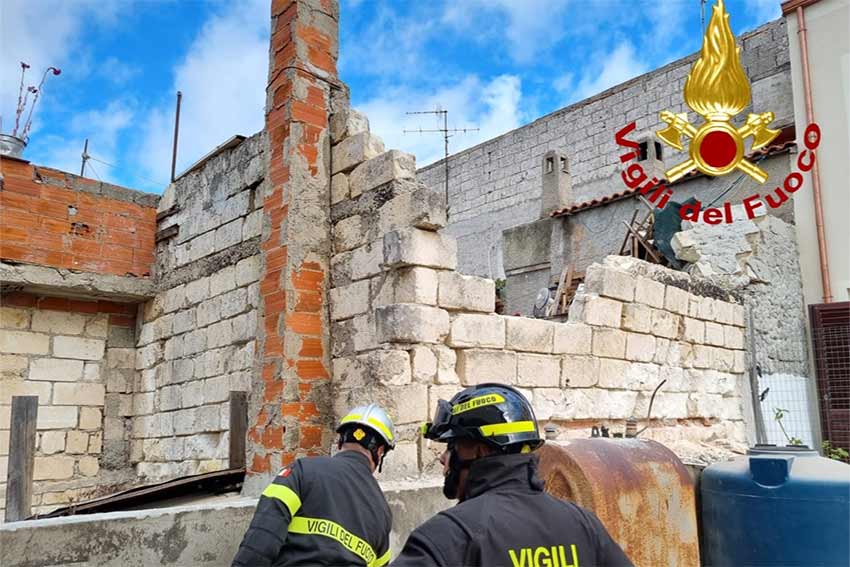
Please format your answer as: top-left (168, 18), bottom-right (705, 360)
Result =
top-left (537, 438), bottom-right (700, 567)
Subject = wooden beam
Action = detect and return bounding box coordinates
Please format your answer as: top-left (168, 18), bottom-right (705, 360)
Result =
top-left (229, 391), bottom-right (248, 470)
top-left (619, 210), bottom-right (639, 255)
top-left (547, 266), bottom-right (571, 317)
top-left (5, 396), bottom-right (38, 522)
top-left (622, 220), bottom-right (663, 264)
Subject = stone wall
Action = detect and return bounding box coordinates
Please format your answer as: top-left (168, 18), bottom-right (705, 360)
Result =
top-left (418, 19), bottom-right (793, 279)
top-left (0, 293), bottom-right (139, 517)
top-left (130, 133), bottom-right (265, 480)
top-left (329, 110), bottom-right (749, 480)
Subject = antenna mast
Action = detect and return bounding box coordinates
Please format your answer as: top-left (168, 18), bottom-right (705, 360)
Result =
top-left (80, 138), bottom-right (89, 177)
top-left (404, 108), bottom-right (478, 218)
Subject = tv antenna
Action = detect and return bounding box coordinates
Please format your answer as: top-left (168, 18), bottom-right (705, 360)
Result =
top-left (403, 108), bottom-right (478, 217)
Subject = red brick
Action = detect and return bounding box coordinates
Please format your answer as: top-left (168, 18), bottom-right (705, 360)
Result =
top-left (250, 453), bottom-right (271, 474)
top-left (0, 292), bottom-right (37, 308)
top-left (298, 338), bottom-right (323, 358)
top-left (262, 425), bottom-right (284, 449)
top-left (0, 191), bottom-right (34, 212)
top-left (286, 313), bottom-right (322, 335)
top-left (300, 425), bottom-right (323, 449)
top-left (294, 291), bottom-right (322, 313)
top-left (296, 360), bottom-right (328, 380)
top-left (263, 380), bottom-right (285, 402)
top-left (292, 269), bottom-right (323, 292)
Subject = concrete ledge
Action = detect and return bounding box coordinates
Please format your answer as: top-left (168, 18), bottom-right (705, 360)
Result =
top-left (0, 262), bottom-right (154, 302)
top-left (1, 481), bottom-right (448, 566)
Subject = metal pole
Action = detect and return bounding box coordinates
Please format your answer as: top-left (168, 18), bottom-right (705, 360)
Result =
top-left (443, 110), bottom-right (449, 213)
top-left (748, 308), bottom-right (767, 444)
top-left (80, 138), bottom-right (89, 177)
top-left (171, 91), bottom-right (182, 183)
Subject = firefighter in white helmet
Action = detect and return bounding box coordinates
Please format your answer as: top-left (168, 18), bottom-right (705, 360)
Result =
top-left (233, 404), bottom-right (395, 567)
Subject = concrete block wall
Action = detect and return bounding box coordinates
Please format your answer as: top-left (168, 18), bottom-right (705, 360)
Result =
top-left (329, 113), bottom-right (749, 480)
top-left (131, 134), bottom-right (265, 480)
top-left (418, 19), bottom-right (793, 279)
top-left (0, 293), bottom-right (139, 517)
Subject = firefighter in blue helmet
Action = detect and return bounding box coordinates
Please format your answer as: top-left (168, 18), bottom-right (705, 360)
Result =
top-left (233, 404), bottom-right (395, 567)
top-left (392, 383), bottom-right (634, 567)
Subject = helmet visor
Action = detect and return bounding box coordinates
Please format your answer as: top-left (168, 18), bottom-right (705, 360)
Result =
top-left (422, 399), bottom-right (453, 440)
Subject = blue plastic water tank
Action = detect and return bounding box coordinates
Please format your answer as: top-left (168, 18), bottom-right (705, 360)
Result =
top-left (701, 445), bottom-right (850, 566)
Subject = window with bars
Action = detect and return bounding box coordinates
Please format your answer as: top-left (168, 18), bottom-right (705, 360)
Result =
top-left (810, 302), bottom-right (850, 454)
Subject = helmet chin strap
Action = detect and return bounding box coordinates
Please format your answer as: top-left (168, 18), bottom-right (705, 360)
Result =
top-left (443, 447), bottom-right (476, 500)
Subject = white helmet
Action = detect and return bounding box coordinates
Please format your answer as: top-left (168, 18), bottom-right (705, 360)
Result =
top-left (336, 403), bottom-right (396, 450)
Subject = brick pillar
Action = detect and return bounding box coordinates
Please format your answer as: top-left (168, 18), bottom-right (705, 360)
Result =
top-left (246, 0), bottom-right (338, 490)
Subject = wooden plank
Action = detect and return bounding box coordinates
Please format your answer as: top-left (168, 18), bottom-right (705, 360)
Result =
top-left (560, 266), bottom-right (574, 312)
top-left (229, 391), bottom-right (248, 470)
top-left (619, 210), bottom-right (640, 255)
top-left (5, 396), bottom-right (38, 522)
top-left (622, 220), bottom-right (663, 264)
top-left (547, 265), bottom-right (570, 317)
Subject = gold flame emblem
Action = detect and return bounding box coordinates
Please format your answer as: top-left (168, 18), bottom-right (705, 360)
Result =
top-left (656, 0), bottom-right (779, 183)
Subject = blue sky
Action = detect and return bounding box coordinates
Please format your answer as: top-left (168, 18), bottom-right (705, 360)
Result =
top-left (1, 0), bottom-right (780, 193)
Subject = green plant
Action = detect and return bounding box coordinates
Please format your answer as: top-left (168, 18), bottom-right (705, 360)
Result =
top-left (822, 441), bottom-right (850, 463)
top-left (494, 279), bottom-right (506, 299)
top-left (773, 408), bottom-right (804, 446)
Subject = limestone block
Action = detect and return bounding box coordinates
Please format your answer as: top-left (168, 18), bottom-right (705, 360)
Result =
top-left (724, 326), bottom-right (744, 349)
top-left (330, 280), bottom-right (370, 321)
top-left (331, 173), bottom-right (350, 205)
top-left (214, 218), bottom-right (243, 252)
top-left (505, 317), bottom-right (555, 353)
top-left (334, 215), bottom-right (367, 252)
top-left (409, 345), bottom-right (437, 383)
top-left (635, 392), bottom-right (688, 419)
top-left (690, 344), bottom-right (714, 369)
top-left (596, 358), bottom-right (630, 389)
top-left (330, 108), bottom-right (369, 144)
top-left (53, 336), bottom-right (105, 361)
top-left (183, 329), bottom-right (208, 355)
top-left (332, 132), bottom-right (385, 174)
top-left (517, 354), bottom-right (560, 387)
top-left (625, 362), bottom-right (661, 391)
top-left (40, 431), bottom-right (66, 454)
top-left (665, 286), bottom-right (691, 317)
top-left (136, 342), bottom-right (163, 369)
top-left (89, 431), bottom-right (102, 453)
top-left (36, 406), bottom-right (78, 429)
top-left (682, 317), bottom-right (705, 344)
top-left (592, 328), bottom-right (627, 358)
top-left (387, 383), bottom-right (428, 425)
top-left (54, 383), bottom-right (105, 406)
top-left (29, 358), bottom-right (84, 382)
top-left (349, 150), bottom-right (416, 198)
top-left (671, 231), bottom-right (700, 263)
top-left (687, 393), bottom-right (723, 418)
top-left (732, 304), bottom-right (745, 327)
top-left (702, 370), bottom-right (737, 396)
top-left (79, 407), bottom-right (101, 430)
top-left (659, 366), bottom-right (687, 392)
top-left (230, 311), bottom-right (256, 342)
top-left (106, 369), bottom-right (131, 393)
top-left (448, 314), bottom-right (505, 348)
top-left (582, 296), bottom-right (623, 328)
top-left (133, 392), bottom-right (155, 415)
top-left (377, 186), bottom-right (447, 233)
top-left (456, 349), bottom-right (516, 385)
top-left (375, 304), bottom-right (449, 344)
top-left (720, 397), bottom-right (744, 420)
top-left (65, 431), bottom-right (89, 454)
top-left (107, 347), bottom-right (136, 370)
top-left (32, 311), bottom-right (87, 335)
top-left (383, 228), bottom-right (457, 270)
top-left (432, 345), bottom-right (459, 384)
top-left (714, 348), bottom-right (735, 373)
top-left (733, 351), bottom-right (746, 373)
top-left (33, 456), bottom-right (75, 480)
top-left (584, 265), bottom-right (635, 302)
top-left (350, 241), bottom-right (384, 281)
top-left (438, 272), bottom-right (495, 313)
top-left (607, 390), bottom-right (639, 419)
top-left (163, 335), bottom-right (184, 361)
top-left (79, 456), bottom-right (100, 477)
top-left (242, 210), bottom-right (262, 240)
top-left (181, 381), bottom-right (205, 408)
top-left (621, 303), bottom-right (652, 333)
top-left (372, 267), bottom-right (438, 308)
top-left (0, 330), bottom-right (49, 355)
top-left (688, 297), bottom-right (701, 319)
top-left (377, 442), bottom-right (419, 479)
top-left (533, 389), bottom-right (571, 420)
top-left (1, 380), bottom-right (52, 405)
top-left (561, 356), bottom-right (600, 388)
top-left (172, 309), bottom-right (195, 335)
top-left (162, 285), bottom-right (186, 313)
top-left (552, 323), bottom-right (592, 355)
top-left (697, 297), bottom-right (716, 321)
top-left (650, 309), bottom-right (679, 339)
top-left (0, 307), bottom-right (29, 329)
top-left (704, 322), bottom-right (725, 346)
top-left (185, 433), bottom-right (221, 460)
top-left (184, 278), bottom-right (210, 306)
top-left (714, 300), bottom-right (735, 325)
top-left (236, 255), bottom-right (262, 287)
top-left (83, 362), bottom-right (100, 381)
top-left (0, 354), bottom-right (27, 379)
top-left (210, 266), bottom-right (237, 297)
top-left (625, 333), bottom-right (656, 362)
top-left (634, 277), bottom-right (665, 309)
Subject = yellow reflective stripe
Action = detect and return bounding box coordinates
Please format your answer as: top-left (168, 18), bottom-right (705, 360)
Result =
top-left (262, 483), bottom-right (302, 517)
top-left (479, 420), bottom-right (537, 437)
top-left (373, 547), bottom-right (392, 567)
top-left (367, 417), bottom-right (394, 442)
top-left (452, 393), bottom-right (506, 415)
top-left (289, 516), bottom-right (383, 566)
top-left (340, 413), bottom-right (362, 423)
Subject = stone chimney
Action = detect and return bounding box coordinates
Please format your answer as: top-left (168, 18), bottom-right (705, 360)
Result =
top-left (540, 149), bottom-right (572, 217)
top-left (636, 135), bottom-right (665, 181)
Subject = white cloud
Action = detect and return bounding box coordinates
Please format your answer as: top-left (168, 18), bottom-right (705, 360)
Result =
top-left (564, 42), bottom-right (648, 103)
top-left (136, 0), bottom-right (269, 184)
top-left (442, 0), bottom-right (570, 63)
top-left (357, 74), bottom-right (524, 167)
top-left (745, 0), bottom-right (782, 21)
top-left (99, 57), bottom-right (141, 86)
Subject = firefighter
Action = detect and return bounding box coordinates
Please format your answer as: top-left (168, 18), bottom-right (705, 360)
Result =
top-left (392, 383), bottom-right (634, 567)
top-left (232, 404), bottom-right (395, 567)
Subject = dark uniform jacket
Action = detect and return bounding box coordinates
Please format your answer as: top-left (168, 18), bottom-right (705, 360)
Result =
top-left (233, 451), bottom-right (392, 567)
top-left (391, 454), bottom-right (633, 567)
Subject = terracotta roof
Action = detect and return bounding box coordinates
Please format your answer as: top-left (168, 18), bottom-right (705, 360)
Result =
top-left (550, 125), bottom-right (797, 218)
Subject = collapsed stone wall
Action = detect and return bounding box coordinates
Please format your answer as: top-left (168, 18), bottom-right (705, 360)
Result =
top-left (0, 294), bottom-right (138, 516)
top-left (328, 109), bottom-right (749, 480)
top-left (130, 133), bottom-right (266, 479)
top-left (672, 207), bottom-right (814, 446)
